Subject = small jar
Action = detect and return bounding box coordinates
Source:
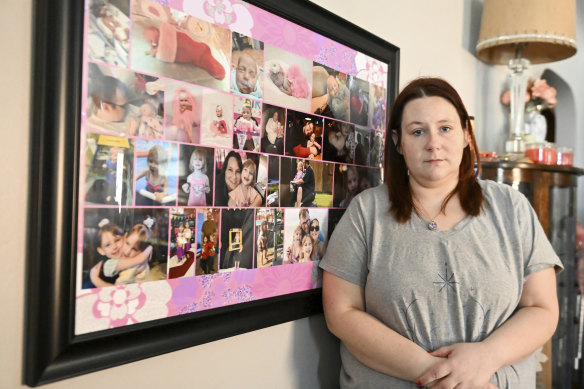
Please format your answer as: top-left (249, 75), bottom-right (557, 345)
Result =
top-left (525, 142), bottom-right (557, 165)
top-left (556, 147), bottom-right (574, 166)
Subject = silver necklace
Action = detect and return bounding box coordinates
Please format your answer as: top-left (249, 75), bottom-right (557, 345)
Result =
top-left (413, 201), bottom-right (442, 231)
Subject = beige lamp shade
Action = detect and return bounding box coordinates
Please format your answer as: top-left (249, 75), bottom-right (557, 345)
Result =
top-left (476, 0), bottom-right (577, 64)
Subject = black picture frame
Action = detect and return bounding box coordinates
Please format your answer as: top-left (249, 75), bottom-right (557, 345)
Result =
top-left (23, 0), bottom-right (399, 386)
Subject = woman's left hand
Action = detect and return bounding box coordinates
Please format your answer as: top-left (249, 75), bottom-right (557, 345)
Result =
top-left (417, 342), bottom-right (499, 389)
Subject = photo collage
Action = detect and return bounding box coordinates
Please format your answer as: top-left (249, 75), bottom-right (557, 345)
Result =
top-left (80, 0), bottom-right (388, 290)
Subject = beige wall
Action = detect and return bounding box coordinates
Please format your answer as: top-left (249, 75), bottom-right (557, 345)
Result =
top-left (3, 0), bottom-right (581, 388)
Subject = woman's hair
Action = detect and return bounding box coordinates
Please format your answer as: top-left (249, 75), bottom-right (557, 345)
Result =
top-left (296, 161), bottom-right (304, 170)
top-left (385, 77), bottom-right (483, 223)
top-left (222, 150), bottom-right (243, 176)
top-left (127, 223), bottom-right (152, 252)
top-left (97, 219), bottom-right (124, 246)
top-left (310, 218), bottom-right (319, 229)
top-left (189, 148), bottom-right (207, 173)
top-left (242, 159), bottom-right (257, 183)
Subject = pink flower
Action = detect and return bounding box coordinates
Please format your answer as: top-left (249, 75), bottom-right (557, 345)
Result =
top-left (531, 79), bottom-right (557, 108)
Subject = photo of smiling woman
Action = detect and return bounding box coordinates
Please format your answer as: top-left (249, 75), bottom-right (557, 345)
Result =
top-left (214, 149), bottom-right (266, 206)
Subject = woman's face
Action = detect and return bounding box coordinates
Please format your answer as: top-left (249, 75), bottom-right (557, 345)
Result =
top-left (302, 238), bottom-right (313, 257)
top-left (310, 220), bottom-right (319, 241)
top-left (225, 156), bottom-right (242, 191)
top-left (98, 231), bottom-right (124, 258)
top-left (398, 96), bottom-right (468, 187)
top-left (272, 111), bottom-right (278, 121)
top-left (216, 106), bottom-right (223, 117)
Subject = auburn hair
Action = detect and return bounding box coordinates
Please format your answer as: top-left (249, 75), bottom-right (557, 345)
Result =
top-left (385, 77), bottom-right (483, 223)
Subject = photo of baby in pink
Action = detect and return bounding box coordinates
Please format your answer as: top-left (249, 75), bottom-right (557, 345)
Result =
top-left (165, 82), bottom-right (201, 144)
top-left (264, 44), bottom-right (312, 113)
top-left (233, 98), bottom-right (261, 152)
top-left (130, 0), bottom-right (230, 92)
top-left (199, 89), bottom-right (233, 148)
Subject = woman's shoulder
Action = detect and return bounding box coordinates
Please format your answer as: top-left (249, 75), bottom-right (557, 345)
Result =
top-left (348, 184), bottom-right (389, 217)
top-left (479, 179), bottom-right (526, 204)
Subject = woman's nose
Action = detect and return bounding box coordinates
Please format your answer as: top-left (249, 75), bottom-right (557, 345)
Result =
top-left (425, 130), bottom-right (441, 150)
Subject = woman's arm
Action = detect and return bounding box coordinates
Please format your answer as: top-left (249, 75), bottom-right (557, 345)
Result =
top-left (417, 268), bottom-right (558, 388)
top-left (323, 271), bottom-right (442, 382)
top-left (115, 246), bottom-right (153, 272)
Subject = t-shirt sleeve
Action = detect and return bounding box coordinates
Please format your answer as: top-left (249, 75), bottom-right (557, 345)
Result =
top-left (102, 258), bottom-right (120, 277)
top-left (514, 190), bottom-right (564, 279)
top-left (319, 195), bottom-right (369, 287)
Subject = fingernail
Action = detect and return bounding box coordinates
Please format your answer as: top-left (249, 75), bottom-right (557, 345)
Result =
top-left (427, 350), bottom-right (433, 353)
top-left (417, 380), bottom-right (422, 386)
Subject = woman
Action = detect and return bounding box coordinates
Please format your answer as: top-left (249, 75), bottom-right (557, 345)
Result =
top-left (320, 77), bottom-right (562, 388)
top-left (214, 150), bottom-right (263, 206)
top-left (309, 218), bottom-right (325, 260)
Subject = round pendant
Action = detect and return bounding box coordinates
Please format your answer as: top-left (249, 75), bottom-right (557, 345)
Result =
top-left (428, 220), bottom-right (438, 231)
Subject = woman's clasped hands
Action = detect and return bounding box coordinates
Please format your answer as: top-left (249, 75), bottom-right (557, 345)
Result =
top-left (417, 342), bottom-right (499, 389)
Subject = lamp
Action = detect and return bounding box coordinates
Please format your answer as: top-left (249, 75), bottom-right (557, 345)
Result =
top-left (476, 0), bottom-right (577, 155)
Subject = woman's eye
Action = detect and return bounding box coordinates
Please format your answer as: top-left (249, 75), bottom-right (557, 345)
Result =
top-left (412, 129), bottom-right (424, 136)
top-left (441, 126), bottom-right (452, 132)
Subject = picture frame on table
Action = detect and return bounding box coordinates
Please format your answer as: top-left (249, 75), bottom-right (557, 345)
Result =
top-left (24, 0), bottom-right (399, 386)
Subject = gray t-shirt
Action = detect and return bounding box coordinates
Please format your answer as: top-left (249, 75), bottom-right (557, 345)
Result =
top-left (320, 180), bottom-right (562, 388)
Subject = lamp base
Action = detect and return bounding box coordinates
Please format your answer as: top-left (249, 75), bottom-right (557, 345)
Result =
top-left (505, 137), bottom-right (525, 154)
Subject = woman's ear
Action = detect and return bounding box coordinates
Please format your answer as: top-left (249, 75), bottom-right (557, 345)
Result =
top-left (391, 130), bottom-right (401, 154)
top-left (463, 127), bottom-right (470, 147)
top-left (97, 247), bottom-right (105, 256)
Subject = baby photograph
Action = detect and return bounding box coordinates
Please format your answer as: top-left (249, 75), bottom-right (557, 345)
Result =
top-left (130, 0), bottom-right (231, 92)
top-left (164, 81), bottom-right (201, 144)
top-left (88, 0), bottom-right (130, 67)
top-left (263, 44), bottom-right (312, 113)
top-left (86, 62), bottom-right (165, 138)
top-left (233, 97), bottom-right (262, 152)
top-left (199, 89), bottom-right (233, 148)
top-left (231, 32), bottom-right (264, 99)
top-left (311, 62), bottom-right (350, 122)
